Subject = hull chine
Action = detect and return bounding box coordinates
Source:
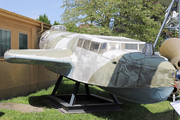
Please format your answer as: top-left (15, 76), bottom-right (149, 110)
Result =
top-left (99, 86), bottom-right (174, 104)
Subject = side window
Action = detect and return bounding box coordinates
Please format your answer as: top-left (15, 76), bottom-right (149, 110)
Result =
top-left (0, 29), bottom-right (11, 57)
top-left (19, 33), bottom-right (28, 49)
top-left (98, 43), bottom-right (107, 54)
top-left (139, 44), bottom-right (145, 51)
top-left (77, 38), bottom-right (84, 47)
top-left (122, 43), bottom-right (138, 50)
top-left (109, 43), bottom-right (120, 50)
top-left (90, 42), bottom-right (100, 53)
top-left (83, 40), bottom-right (91, 50)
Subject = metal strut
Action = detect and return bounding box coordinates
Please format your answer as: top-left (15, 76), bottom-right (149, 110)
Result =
top-left (109, 94), bottom-right (120, 104)
top-left (49, 77), bottom-right (122, 113)
top-left (85, 84), bottom-right (90, 96)
top-left (69, 81), bottom-right (80, 106)
top-left (154, 0), bottom-right (176, 48)
top-left (51, 76), bottom-right (120, 107)
top-left (51, 75), bottom-right (63, 95)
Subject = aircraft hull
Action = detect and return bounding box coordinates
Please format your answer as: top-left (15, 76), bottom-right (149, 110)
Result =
top-left (3, 29), bottom-right (176, 104)
top-left (100, 86), bottom-right (174, 104)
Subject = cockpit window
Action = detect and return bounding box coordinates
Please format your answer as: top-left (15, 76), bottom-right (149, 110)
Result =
top-left (50, 25), bottom-right (66, 31)
top-left (83, 40), bottom-right (91, 50)
top-left (122, 43), bottom-right (138, 50)
top-left (77, 38), bottom-right (84, 47)
top-left (98, 43), bottom-right (107, 54)
top-left (90, 42), bottom-right (100, 53)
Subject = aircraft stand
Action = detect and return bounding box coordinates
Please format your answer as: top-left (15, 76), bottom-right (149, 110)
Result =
top-left (47, 75), bottom-right (122, 113)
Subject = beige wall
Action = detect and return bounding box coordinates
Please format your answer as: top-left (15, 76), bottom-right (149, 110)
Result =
top-left (0, 9), bottom-right (58, 99)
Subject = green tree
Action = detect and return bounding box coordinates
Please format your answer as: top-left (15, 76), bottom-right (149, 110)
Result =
top-left (60, 0), bottom-right (167, 50)
top-left (53, 21), bottom-right (61, 25)
top-left (60, 0), bottom-right (116, 28)
top-left (36, 14), bottom-right (51, 24)
top-left (63, 22), bottom-right (78, 32)
top-left (113, 1), bottom-right (165, 40)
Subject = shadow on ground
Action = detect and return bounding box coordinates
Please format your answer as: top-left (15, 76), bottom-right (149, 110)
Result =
top-left (0, 112), bottom-right (5, 118)
top-left (28, 80), bottom-right (179, 120)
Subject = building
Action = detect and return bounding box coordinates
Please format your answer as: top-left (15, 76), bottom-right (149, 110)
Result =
top-left (0, 8), bottom-right (58, 99)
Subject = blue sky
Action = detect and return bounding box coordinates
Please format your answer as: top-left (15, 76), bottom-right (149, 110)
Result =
top-left (0, 0), bottom-right (65, 24)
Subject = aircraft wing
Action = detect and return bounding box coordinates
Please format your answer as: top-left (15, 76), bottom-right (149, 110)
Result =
top-left (4, 49), bottom-right (73, 68)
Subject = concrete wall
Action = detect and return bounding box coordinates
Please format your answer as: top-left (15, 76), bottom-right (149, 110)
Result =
top-left (0, 8), bottom-right (58, 99)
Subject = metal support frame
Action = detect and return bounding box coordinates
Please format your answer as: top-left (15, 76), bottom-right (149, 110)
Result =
top-left (49, 76), bottom-right (122, 113)
top-left (69, 81), bottom-right (80, 106)
top-left (154, 0), bottom-right (180, 48)
top-left (51, 75), bottom-right (63, 95)
top-left (154, 0), bottom-right (175, 48)
top-left (85, 84), bottom-right (90, 96)
top-left (109, 94), bottom-right (121, 104)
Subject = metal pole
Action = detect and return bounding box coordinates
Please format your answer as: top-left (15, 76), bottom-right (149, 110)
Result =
top-left (179, 0), bottom-right (180, 38)
top-left (173, 94), bottom-right (175, 120)
top-left (154, 0), bottom-right (175, 48)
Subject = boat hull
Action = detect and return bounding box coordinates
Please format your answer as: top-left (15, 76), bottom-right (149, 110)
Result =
top-left (100, 86), bottom-right (174, 104)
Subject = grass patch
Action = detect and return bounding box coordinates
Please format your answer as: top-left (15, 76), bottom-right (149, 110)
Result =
top-left (0, 78), bottom-right (179, 120)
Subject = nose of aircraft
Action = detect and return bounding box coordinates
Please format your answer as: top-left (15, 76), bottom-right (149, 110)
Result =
top-left (100, 51), bottom-right (176, 103)
top-left (149, 59), bottom-right (175, 88)
top-left (124, 51), bottom-right (176, 89)
top-left (110, 52), bottom-right (176, 103)
top-left (140, 42), bottom-right (175, 88)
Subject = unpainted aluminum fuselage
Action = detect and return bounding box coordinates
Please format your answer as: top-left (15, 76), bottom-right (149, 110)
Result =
top-left (4, 26), bottom-right (176, 104)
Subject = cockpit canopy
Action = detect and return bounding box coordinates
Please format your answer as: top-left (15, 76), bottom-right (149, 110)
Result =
top-left (76, 37), bottom-right (145, 54)
top-left (50, 25), bottom-right (66, 31)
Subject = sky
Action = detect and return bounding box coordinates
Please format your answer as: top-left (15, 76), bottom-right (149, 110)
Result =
top-left (0, 0), bottom-right (65, 24)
